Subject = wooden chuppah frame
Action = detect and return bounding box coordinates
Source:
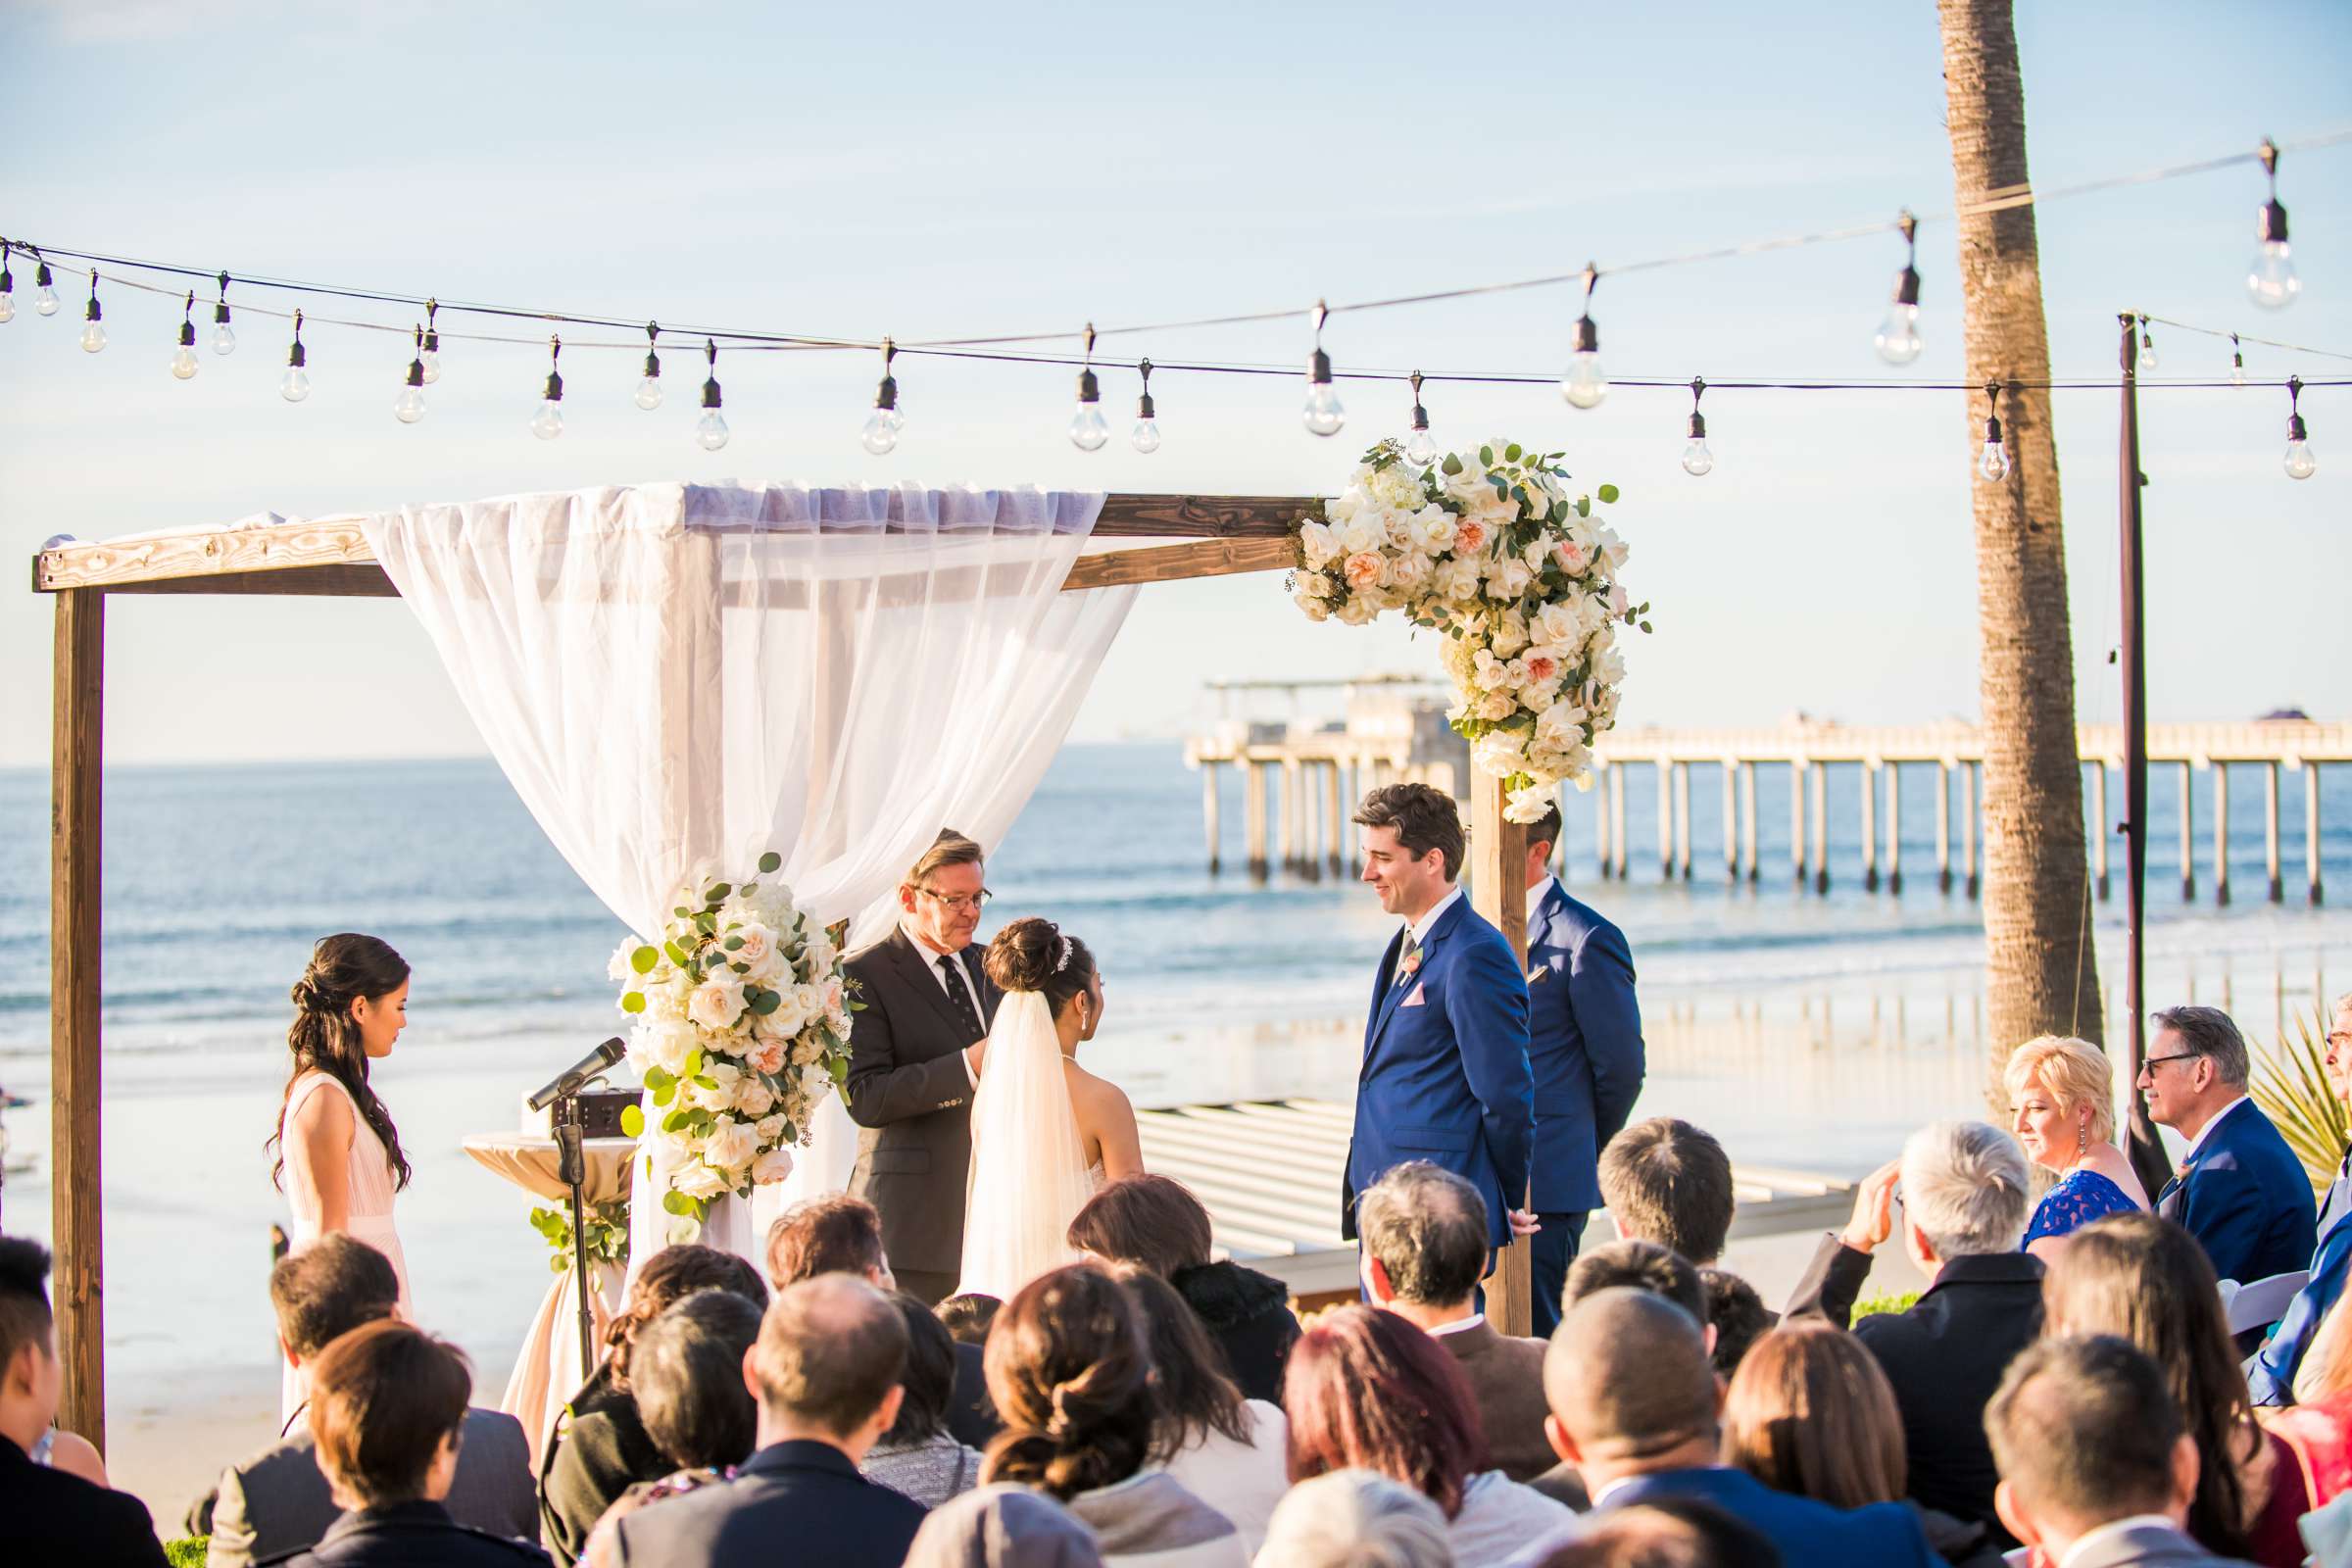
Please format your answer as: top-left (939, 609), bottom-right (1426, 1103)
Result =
top-left (32, 493), bottom-right (1539, 1446)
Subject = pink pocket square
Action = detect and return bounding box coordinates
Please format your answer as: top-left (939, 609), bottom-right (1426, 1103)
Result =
top-left (1401, 983), bottom-right (1427, 1007)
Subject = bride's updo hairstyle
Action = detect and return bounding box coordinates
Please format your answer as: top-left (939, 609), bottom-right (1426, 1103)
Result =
top-left (983, 917), bottom-right (1097, 1017)
top-left (270, 933), bottom-right (414, 1193)
top-left (980, 1262), bottom-right (1155, 1500)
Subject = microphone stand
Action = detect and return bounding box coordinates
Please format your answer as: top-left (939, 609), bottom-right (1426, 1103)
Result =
top-left (551, 1090), bottom-right (598, 1376)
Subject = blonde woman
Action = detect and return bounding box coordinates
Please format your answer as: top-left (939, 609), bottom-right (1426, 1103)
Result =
top-left (2006, 1034), bottom-right (2149, 1260)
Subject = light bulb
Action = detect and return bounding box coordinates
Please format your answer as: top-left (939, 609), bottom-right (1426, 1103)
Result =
top-left (635, 375), bottom-right (663, 411)
top-left (0, 293), bottom-right (14, 325)
top-left (531, 399), bottom-right (564, 440)
top-left (1069, 403), bottom-right (1110, 451)
top-left (171, 344), bottom-right (198, 379)
top-left (861, 408), bottom-right (902, 455)
top-left (1301, 382), bottom-right (1346, 437)
top-left (394, 385), bottom-right (426, 424)
top-left (2230, 357), bottom-right (2248, 390)
top-left (34, 283), bottom-right (59, 316)
top-left (1874, 301), bottom-right (1923, 366)
top-left (419, 348), bottom-right (441, 385)
top-left (2248, 240), bottom-right (2299, 311)
top-left (2137, 335), bottom-right (2158, 372)
top-left (1131, 417), bottom-right (1161, 454)
top-left (280, 365), bottom-right (311, 402)
top-left (211, 319), bottom-right (236, 355)
top-left (2284, 436), bottom-right (2317, 480)
top-left (1681, 437), bottom-right (1715, 476)
top-left (1978, 438), bottom-right (2010, 482)
top-left (1562, 309), bottom-right (1606, 409)
top-left (695, 409), bottom-right (730, 451)
top-left (1402, 428), bottom-right (1438, 466)
top-left (79, 320), bottom-right (106, 353)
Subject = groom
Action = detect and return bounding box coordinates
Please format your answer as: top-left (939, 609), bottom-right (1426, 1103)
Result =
top-left (1344, 783), bottom-right (1536, 1274)
top-left (843, 828), bottom-right (1001, 1304)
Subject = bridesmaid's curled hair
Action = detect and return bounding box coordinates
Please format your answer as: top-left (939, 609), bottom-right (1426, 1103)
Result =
top-left (270, 933), bottom-right (414, 1193)
top-left (983, 917), bottom-right (1096, 1015)
top-left (981, 1263), bottom-right (1155, 1500)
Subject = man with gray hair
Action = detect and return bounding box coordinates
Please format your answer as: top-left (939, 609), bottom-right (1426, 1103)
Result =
top-left (1255, 1469), bottom-right (1452, 1568)
top-left (1786, 1119), bottom-right (2043, 1539)
top-left (1357, 1160), bottom-right (1555, 1481)
top-left (2140, 1003), bottom-right (2316, 1288)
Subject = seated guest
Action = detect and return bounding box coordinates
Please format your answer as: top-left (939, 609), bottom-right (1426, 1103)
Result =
top-left (2139, 1004), bottom-right (2317, 1287)
top-left (210, 1234), bottom-right (535, 1568)
top-left (983, 1264), bottom-right (1245, 1567)
top-left (1598, 1118), bottom-right (1734, 1266)
top-left (1069, 1174), bottom-right (1300, 1406)
top-left (2043, 1213), bottom-right (2301, 1564)
top-left (1565, 1242), bottom-right (1712, 1347)
top-left (861, 1293), bottom-right (985, 1508)
top-left (1525, 1500), bottom-right (1780, 1568)
top-left (2260, 1292), bottom-right (2352, 1511)
top-left (937, 1292), bottom-right (1001, 1348)
top-left (1357, 1161), bottom-right (1553, 1483)
top-left (539, 1244), bottom-right (766, 1564)
top-left (1528, 1289), bottom-right (1935, 1568)
top-left (0, 1237), bottom-right (169, 1568)
top-left (580, 1289), bottom-right (764, 1565)
top-left (2247, 990), bottom-right (2352, 1405)
top-left (280, 1320), bottom-right (551, 1566)
top-left (906, 1483), bottom-right (1106, 1568)
top-left (1984, 1335), bottom-right (2237, 1568)
top-left (1254, 1468), bottom-right (1452, 1568)
top-left (1113, 1265), bottom-right (1288, 1554)
top-left (1784, 1119), bottom-right (2040, 1535)
top-left (772, 1193), bottom-right (1000, 1447)
top-left (601, 1275), bottom-right (926, 1568)
top-left (1285, 1303), bottom-right (1570, 1563)
top-left (2005, 1035), bottom-right (2151, 1259)
top-left (1697, 1269), bottom-right (1773, 1380)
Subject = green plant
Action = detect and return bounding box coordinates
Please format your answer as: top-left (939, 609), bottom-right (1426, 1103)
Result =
top-left (1852, 1291), bottom-right (1920, 1319)
top-left (528, 1199), bottom-right (630, 1274)
top-left (2250, 1005), bottom-right (2349, 1197)
top-left (165, 1539), bottom-right (208, 1567)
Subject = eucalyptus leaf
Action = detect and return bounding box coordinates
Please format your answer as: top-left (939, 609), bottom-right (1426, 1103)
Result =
top-left (1597, 483), bottom-right (1620, 503)
top-left (619, 1104), bottom-right (645, 1138)
top-left (620, 992), bottom-right (647, 1015)
top-left (631, 946), bottom-right (659, 975)
top-left (662, 1190), bottom-right (697, 1217)
top-left (760, 852), bottom-right (782, 873)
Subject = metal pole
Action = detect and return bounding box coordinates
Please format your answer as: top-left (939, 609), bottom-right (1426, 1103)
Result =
top-left (2118, 312), bottom-right (2167, 1199)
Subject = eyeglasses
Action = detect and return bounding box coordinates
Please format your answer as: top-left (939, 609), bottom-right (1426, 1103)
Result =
top-left (2328, 1031), bottom-right (2352, 1052)
top-left (2138, 1052), bottom-right (2204, 1073)
top-left (912, 885), bottom-right (992, 913)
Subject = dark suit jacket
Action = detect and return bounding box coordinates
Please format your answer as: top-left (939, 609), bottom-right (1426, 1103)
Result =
top-left (269, 1498), bottom-right (552, 1567)
top-left (2250, 1151), bottom-right (2352, 1404)
top-left (1173, 1258), bottom-right (1301, 1407)
top-left (538, 1368), bottom-right (664, 1566)
top-left (1785, 1233), bottom-right (2044, 1534)
top-left (1525, 882), bottom-right (1644, 1213)
top-left (948, 1339), bottom-right (1003, 1448)
top-left (211, 1404), bottom-right (536, 1567)
top-left (2158, 1098), bottom-right (2319, 1288)
top-left (606, 1439), bottom-right (925, 1568)
top-left (0, 1432), bottom-right (168, 1568)
top-left (844, 926), bottom-right (1000, 1280)
top-left (2058, 1518), bottom-right (2260, 1567)
top-left (1434, 1317), bottom-right (1555, 1483)
top-left (1346, 896), bottom-right (1534, 1250)
top-left (1599, 1466), bottom-right (1937, 1568)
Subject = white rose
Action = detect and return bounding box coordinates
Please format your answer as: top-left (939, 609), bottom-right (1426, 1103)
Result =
top-left (686, 973), bottom-right (745, 1032)
top-left (1435, 560), bottom-right (1481, 603)
top-left (1522, 541), bottom-right (1550, 572)
top-left (1594, 524), bottom-right (1631, 569)
top-left (1390, 552), bottom-right (1432, 590)
top-left (1409, 506), bottom-right (1456, 554)
top-left (1339, 514), bottom-right (1386, 555)
top-left (1534, 602), bottom-right (1580, 646)
top-left (1474, 731), bottom-right (1530, 777)
top-left (734, 1074), bottom-right (777, 1118)
top-left (753, 1147), bottom-right (796, 1184)
top-left (630, 1017), bottom-right (696, 1078)
top-left (730, 921), bottom-right (783, 981)
top-left (671, 1161), bottom-right (728, 1200)
top-left (756, 1112), bottom-right (788, 1143)
top-left (1441, 461), bottom-right (1489, 503)
top-left (1475, 690), bottom-right (1516, 722)
top-left (689, 1061), bottom-right (743, 1112)
top-left (1488, 560), bottom-right (1535, 601)
top-left (1592, 644), bottom-right (1628, 686)
top-left (1298, 519), bottom-right (1341, 567)
top-left (1295, 591), bottom-right (1333, 622)
top-left (705, 1116), bottom-right (763, 1173)
top-left (1536, 700), bottom-right (1591, 747)
top-left (1471, 651), bottom-right (1511, 692)
top-left (608, 940), bottom-right (645, 984)
top-left (1325, 489), bottom-right (1364, 523)
top-left (1608, 582), bottom-right (1630, 616)
top-left (1504, 783), bottom-right (1558, 824)
top-left (1336, 597), bottom-right (1377, 626)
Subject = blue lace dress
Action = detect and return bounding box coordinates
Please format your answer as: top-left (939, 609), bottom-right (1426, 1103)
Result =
top-left (2022, 1167), bottom-right (2140, 1249)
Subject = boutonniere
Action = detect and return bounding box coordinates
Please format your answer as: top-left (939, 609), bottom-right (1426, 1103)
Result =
top-left (1397, 950), bottom-right (1424, 982)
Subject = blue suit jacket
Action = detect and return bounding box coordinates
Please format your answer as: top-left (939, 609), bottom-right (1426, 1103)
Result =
top-left (1600, 1467), bottom-right (1937, 1568)
top-left (1345, 894), bottom-right (1533, 1250)
top-left (2157, 1099), bottom-right (2319, 1288)
top-left (2248, 1150), bottom-right (2352, 1404)
top-left (1525, 882), bottom-right (1645, 1212)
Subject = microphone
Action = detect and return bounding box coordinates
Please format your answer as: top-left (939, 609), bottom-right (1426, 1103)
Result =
top-left (527, 1037), bottom-right (628, 1112)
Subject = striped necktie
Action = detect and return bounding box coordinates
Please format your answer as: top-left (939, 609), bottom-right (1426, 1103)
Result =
top-left (936, 954), bottom-right (984, 1039)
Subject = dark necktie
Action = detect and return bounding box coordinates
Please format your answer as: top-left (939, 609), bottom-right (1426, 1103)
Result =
top-left (937, 954), bottom-right (984, 1039)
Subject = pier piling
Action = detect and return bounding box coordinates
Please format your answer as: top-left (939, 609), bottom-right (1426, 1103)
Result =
top-left (2309, 762), bottom-right (2325, 906)
top-left (2091, 761), bottom-right (2109, 900)
top-left (1720, 762), bottom-right (1738, 882)
top-left (2180, 761), bottom-right (2196, 902)
top-left (1740, 761), bottom-right (1759, 883)
top-left (1886, 763), bottom-right (1903, 895)
top-left (1810, 761), bottom-right (1830, 894)
top-left (1860, 761), bottom-right (1880, 892)
top-left (1962, 762), bottom-right (1980, 899)
top-left (1674, 761), bottom-right (1692, 881)
top-left (2265, 761), bottom-right (2282, 904)
top-left (1789, 760), bottom-right (1807, 887)
top-left (2214, 761), bottom-right (2230, 906)
top-left (1202, 762), bottom-right (1221, 874)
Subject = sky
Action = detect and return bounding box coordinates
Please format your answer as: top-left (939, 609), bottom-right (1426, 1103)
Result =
top-left (1, 0), bottom-right (2348, 766)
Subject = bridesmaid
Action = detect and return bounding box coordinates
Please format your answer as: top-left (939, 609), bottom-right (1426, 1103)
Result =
top-left (270, 934), bottom-right (415, 1417)
top-left (2005, 1033), bottom-right (2150, 1261)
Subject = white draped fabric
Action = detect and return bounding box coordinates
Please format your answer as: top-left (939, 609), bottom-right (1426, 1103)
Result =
top-left (956, 990), bottom-right (1095, 1298)
top-left (363, 482), bottom-right (1137, 1272)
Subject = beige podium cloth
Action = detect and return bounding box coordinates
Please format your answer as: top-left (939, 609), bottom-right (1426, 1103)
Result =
top-left (464, 1134), bottom-right (638, 1470)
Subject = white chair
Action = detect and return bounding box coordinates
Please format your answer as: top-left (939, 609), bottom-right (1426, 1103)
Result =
top-left (2220, 1269), bottom-right (2311, 1336)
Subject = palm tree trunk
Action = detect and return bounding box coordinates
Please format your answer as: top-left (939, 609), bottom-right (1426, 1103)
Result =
top-left (1937, 0), bottom-right (2104, 1108)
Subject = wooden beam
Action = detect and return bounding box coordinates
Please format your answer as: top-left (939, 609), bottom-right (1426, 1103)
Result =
top-left (50, 588), bottom-right (105, 1449)
top-left (1466, 778), bottom-right (1534, 1338)
top-left (1093, 494), bottom-right (1306, 538)
top-left (1063, 536), bottom-right (1295, 592)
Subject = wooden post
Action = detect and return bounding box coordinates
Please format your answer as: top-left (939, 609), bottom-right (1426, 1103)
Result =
top-left (2309, 762), bottom-right (2326, 906)
top-left (1790, 760), bottom-right (1807, 886)
top-left (1740, 761), bottom-right (1759, 883)
top-left (1326, 760), bottom-right (1346, 877)
top-left (1245, 761), bottom-right (1268, 879)
top-left (2179, 761), bottom-right (2196, 902)
top-left (2091, 761), bottom-right (2109, 900)
top-left (1201, 762), bottom-right (1221, 874)
top-left (1278, 760), bottom-right (1298, 874)
top-left (1886, 762), bottom-right (1904, 895)
top-left (1963, 761), bottom-right (1980, 899)
top-left (2265, 761), bottom-right (2282, 904)
top-left (1673, 761), bottom-right (1692, 882)
top-left (1860, 761), bottom-right (1880, 892)
top-left (1467, 777), bottom-right (1533, 1338)
top-left (1656, 760), bottom-right (1674, 880)
top-left (51, 588), bottom-right (105, 1448)
top-left (1720, 763), bottom-right (1738, 881)
top-left (1936, 760), bottom-right (1953, 892)
top-left (2213, 761), bottom-right (2231, 906)
top-left (1811, 761), bottom-right (1830, 895)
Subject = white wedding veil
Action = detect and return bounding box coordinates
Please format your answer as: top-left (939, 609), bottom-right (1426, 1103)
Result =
top-left (956, 988), bottom-right (1094, 1298)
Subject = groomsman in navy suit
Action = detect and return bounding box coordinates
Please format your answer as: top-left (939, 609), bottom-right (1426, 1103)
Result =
top-left (1343, 784), bottom-right (1537, 1267)
top-left (2248, 992), bottom-right (2352, 1404)
top-left (1521, 803), bottom-right (1646, 1337)
top-left (2142, 1004), bottom-right (2316, 1288)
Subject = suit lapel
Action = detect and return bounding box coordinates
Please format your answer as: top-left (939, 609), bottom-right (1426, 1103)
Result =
top-left (1530, 882), bottom-right (1567, 954)
top-left (1364, 897), bottom-right (1465, 1063)
top-left (889, 928), bottom-right (976, 1041)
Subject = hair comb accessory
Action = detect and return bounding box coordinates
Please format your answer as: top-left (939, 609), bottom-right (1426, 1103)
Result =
top-left (1055, 934), bottom-right (1073, 973)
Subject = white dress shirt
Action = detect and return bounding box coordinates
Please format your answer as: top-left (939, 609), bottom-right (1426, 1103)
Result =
top-left (2183, 1092), bottom-right (2252, 1161)
top-left (1407, 885), bottom-right (1465, 951)
top-left (1424, 1311), bottom-right (1486, 1338)
top-left (902, 915), bottom-right (985, 1088)
top-left (2058, 1514), bottom-right (2189, 1568)
top-left (1525, 873), bottom-right (1558, 923)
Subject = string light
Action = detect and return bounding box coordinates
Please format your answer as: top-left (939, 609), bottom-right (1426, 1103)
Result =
top-left (1561, 266), bottom-right (1606, 410)
top-left (79, 270), bottom-right (106, 353)
top-left (211, 271), bottom-right (236, 355)
top-left (280, 308), bottom-right (311, 402)
top-left (2249, 138), bottom-right (2299, 311)
top-left (1874, 212), bottom-right (1924, 366)
top-left (1977, 381), bottom-right (2011, 482)
top-left (532, 335), bottom-right (565, 440)
top-left (1302, 301), bottom-right (1345, 436)
top-left (32, 249), bottom-right (58, 316)
top-left (1402, 370), bottom-right (1437, 466)
top-left (1681, 378), bottom-right (1714, 476)
top-left (1131, 359), bottom-right (1160, 454)
top-left (419, 299), bottom-right (442, 383)
top-left (2137, 320), bottom-right (2159, 371)
top-left (696, 339), bottom-right (729, 451)
top-left (0, 243), bottom-right (12, 324)
top-left (2230, 333), bottom-right (2247, 389)
top-left (1069, 324), bottom-right (1109, 451)
top-left (635, 322), bottom-right (662, 410)
top-left (395, 326), bottom-right (427, 424)
top-left (172, 290), bottom-right (199, 379)
top-left (2283, 375), bottom-right (2316, 479)
top-left (862, 337), bottom-right (904, 455)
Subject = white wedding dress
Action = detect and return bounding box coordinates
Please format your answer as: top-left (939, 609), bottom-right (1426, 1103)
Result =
top-left (956, 988), bottom-right (1104, 1299)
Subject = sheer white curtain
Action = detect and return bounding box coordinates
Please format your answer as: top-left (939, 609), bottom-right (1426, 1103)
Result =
top-left (363, 481), bottom-right (1137, 1269)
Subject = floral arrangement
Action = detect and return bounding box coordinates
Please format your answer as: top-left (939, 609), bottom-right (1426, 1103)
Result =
top-left (1292, 438), bottom-right (1649, 823)
top-left (527, 1199), bottom-right (629, 1275)
top-left (612, 851), bottom-right (855, 1236)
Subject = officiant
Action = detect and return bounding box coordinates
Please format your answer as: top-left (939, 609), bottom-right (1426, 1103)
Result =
top-left (843, 830), bottom-right (1002, 1304)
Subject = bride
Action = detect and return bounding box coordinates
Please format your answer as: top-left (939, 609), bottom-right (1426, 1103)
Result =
top-left (957, 917), bottom-right (1143, 1298)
